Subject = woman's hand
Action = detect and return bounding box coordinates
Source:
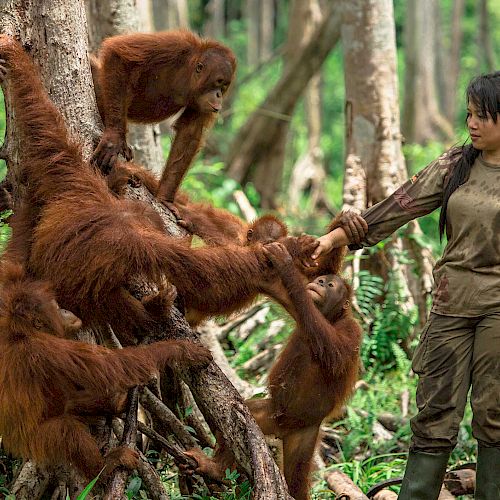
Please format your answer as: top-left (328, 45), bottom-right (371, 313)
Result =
top-left (335, 210), bottom-right (368, 245)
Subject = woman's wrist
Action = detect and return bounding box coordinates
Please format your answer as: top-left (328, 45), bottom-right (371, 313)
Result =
top-left (312, 227), bottom-right (350, 259)
top-left (330, 227), bottom-right (350, 246)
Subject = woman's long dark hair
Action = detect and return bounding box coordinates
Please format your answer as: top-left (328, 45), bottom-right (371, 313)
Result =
top-left (439, 71), bottom-right (500, 239)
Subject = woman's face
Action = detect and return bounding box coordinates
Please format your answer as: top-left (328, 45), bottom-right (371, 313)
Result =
top-left (467, 101), bottom-right (500, 152)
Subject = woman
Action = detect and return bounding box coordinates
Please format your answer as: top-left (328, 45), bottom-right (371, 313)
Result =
top-left (312, 72), bottom-right (500, 500)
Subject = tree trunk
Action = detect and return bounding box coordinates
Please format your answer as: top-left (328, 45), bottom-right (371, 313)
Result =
top-left (0, 0), bottom-right (100, 495)
top-left (250, 0), bottom-right (316, 209)
top-left (288, 0), bottom-right (327, 213)
top-left (0, 1), bottom-right (292, 498)
top-left (402, 0), bottom-right (453, 144)
top-left (152, 0), bottom-right (189, 31)
top-left (246, 0), bottom-right (260, 66)
top-left (136, 0), bottom-right (155, 30)
top-left (477, 0), bottom-right (496, 73)
top-left (441, 0), bottom-right (466, 124)
top-left (341, 0), bottom-right (434, 326)
top-left (174, 0), bottom-right (189, 28)
top-left (259, 0), bottom-right (274, 61)
top-left (86, 0), bottom-right (165, 175)
top-left (0, 0), bottom-right (98, 200)
top-left (204, 0), bottom-right (225, 39)
top-left (227, 0), bottom-right (341, 208)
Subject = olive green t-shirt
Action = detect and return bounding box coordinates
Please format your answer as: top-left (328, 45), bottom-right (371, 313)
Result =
top-left (355, 149), bottom-right (500, 317)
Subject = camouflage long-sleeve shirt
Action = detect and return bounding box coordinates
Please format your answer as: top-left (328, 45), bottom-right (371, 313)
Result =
top-left (354, 148), bottom-right (500, 317)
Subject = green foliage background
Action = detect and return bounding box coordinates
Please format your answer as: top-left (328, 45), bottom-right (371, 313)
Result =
top-left (1, 0), bottom-right (497, 495)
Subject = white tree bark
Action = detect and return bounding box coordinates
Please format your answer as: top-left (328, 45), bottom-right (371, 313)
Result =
top-left (341, 0), bottom-right (434, 324)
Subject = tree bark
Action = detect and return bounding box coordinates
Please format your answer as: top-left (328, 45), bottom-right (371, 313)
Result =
top-left (259, 0), bottom-right (274, 61)
top-left (341, 0), bottom-right (434, 326)
top-left (441, 0), bottom-right (466, 124)
top-left (287, 0), bottom-right (326, 213)
top-left (246, 0), bottom-right (260, 67)
top-left (402, 0), bottom-right (453, 144)
top-left (0, 0), bottom-right (100, 493)
top-left (477, 0), bottom-right (496, 73)
top-left (152, 0), bottom-right (189, 30)
top-left (226, 0), bottom-right (341, 208)
top-left (86, 0), bottom-right (165, 175)
top-left (204, 0), bottom-right (225, 39)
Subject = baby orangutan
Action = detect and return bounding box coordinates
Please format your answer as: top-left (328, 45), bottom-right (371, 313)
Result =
top-left (184, 243), bottom-right (362, 500)
top-left (0, 262), bottom-right (212, 481)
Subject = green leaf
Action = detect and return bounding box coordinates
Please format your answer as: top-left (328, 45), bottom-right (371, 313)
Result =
top-left (125, 476), bottom-right (142, 498)
top-left (76, 469), bottom-right (103, 500)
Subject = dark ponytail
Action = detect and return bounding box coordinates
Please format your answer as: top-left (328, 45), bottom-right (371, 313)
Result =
top-left (438, 71), bottom-right (500, 240)
top-left (439, 145), bottom-right (479, 239)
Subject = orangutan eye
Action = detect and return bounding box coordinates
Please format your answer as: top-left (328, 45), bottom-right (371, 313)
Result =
top-left (328, 283), bottom-right (334, 287)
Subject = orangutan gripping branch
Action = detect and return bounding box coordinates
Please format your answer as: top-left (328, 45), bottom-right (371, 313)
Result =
top-left (185, 243), bottom-right (362, 500)
top-left (90, 30), bottom-right (236, 212)
top-left (0, 37), bottom-right (319, 345)
top-left (0, 262), bottom-right (212, 480)
top-left (105, 162), bottom-right (289, 247)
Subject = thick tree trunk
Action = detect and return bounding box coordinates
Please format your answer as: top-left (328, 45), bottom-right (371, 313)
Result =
top-left (227, 0), bottom-right (341, 208)
top-left (0, 2), bottom-right (100, 496)
top-left (341, 0), bottom-right (434, 326)
top-left (441, 0), bottom-right (465, 124)
top-left (402, 0), bottom-right (453, 144)
top-left (86, 0), bottom-right (165, 174)
top-left (259, 0), bottom-right (274, 61)
top-left (288, 0), bottom-right (326, 213)
top-left (0, 1), bottom-right (291, 498)
top-left (136, 0), bottom-right (155, 31)
top-left (250, 0), bottom-right (323, 209)
top-left (152, 0), bottom-right (189, 30)
top-left (246, 0), bottom-right (260, 66)
top-left (204, 0), bottom-right (225, 39)
top-left (0, 0), bottom-right (98, 168)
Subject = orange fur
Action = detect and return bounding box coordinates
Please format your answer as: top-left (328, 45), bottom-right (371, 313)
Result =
top-left (90, 30), bottom-right (237, 203)
top-left (0, 37), bottom-right (289, 343)
top-left (185, 249), bottom-right (361, 500)
top-left (0, 262), bottom-right (212, 479)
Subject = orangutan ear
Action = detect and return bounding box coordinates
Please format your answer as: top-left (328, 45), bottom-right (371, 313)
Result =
top-left (247, 228), bottom-right (254, 242)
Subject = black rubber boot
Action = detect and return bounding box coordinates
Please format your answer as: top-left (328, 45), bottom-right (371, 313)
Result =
top-left (397, 450), bottom-right (450, 500)
top-left (475, 445), bottom-right (500, 500)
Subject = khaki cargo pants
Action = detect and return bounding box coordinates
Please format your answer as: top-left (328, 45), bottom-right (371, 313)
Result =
top-left (410, 312), bottom-right (500, 452)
